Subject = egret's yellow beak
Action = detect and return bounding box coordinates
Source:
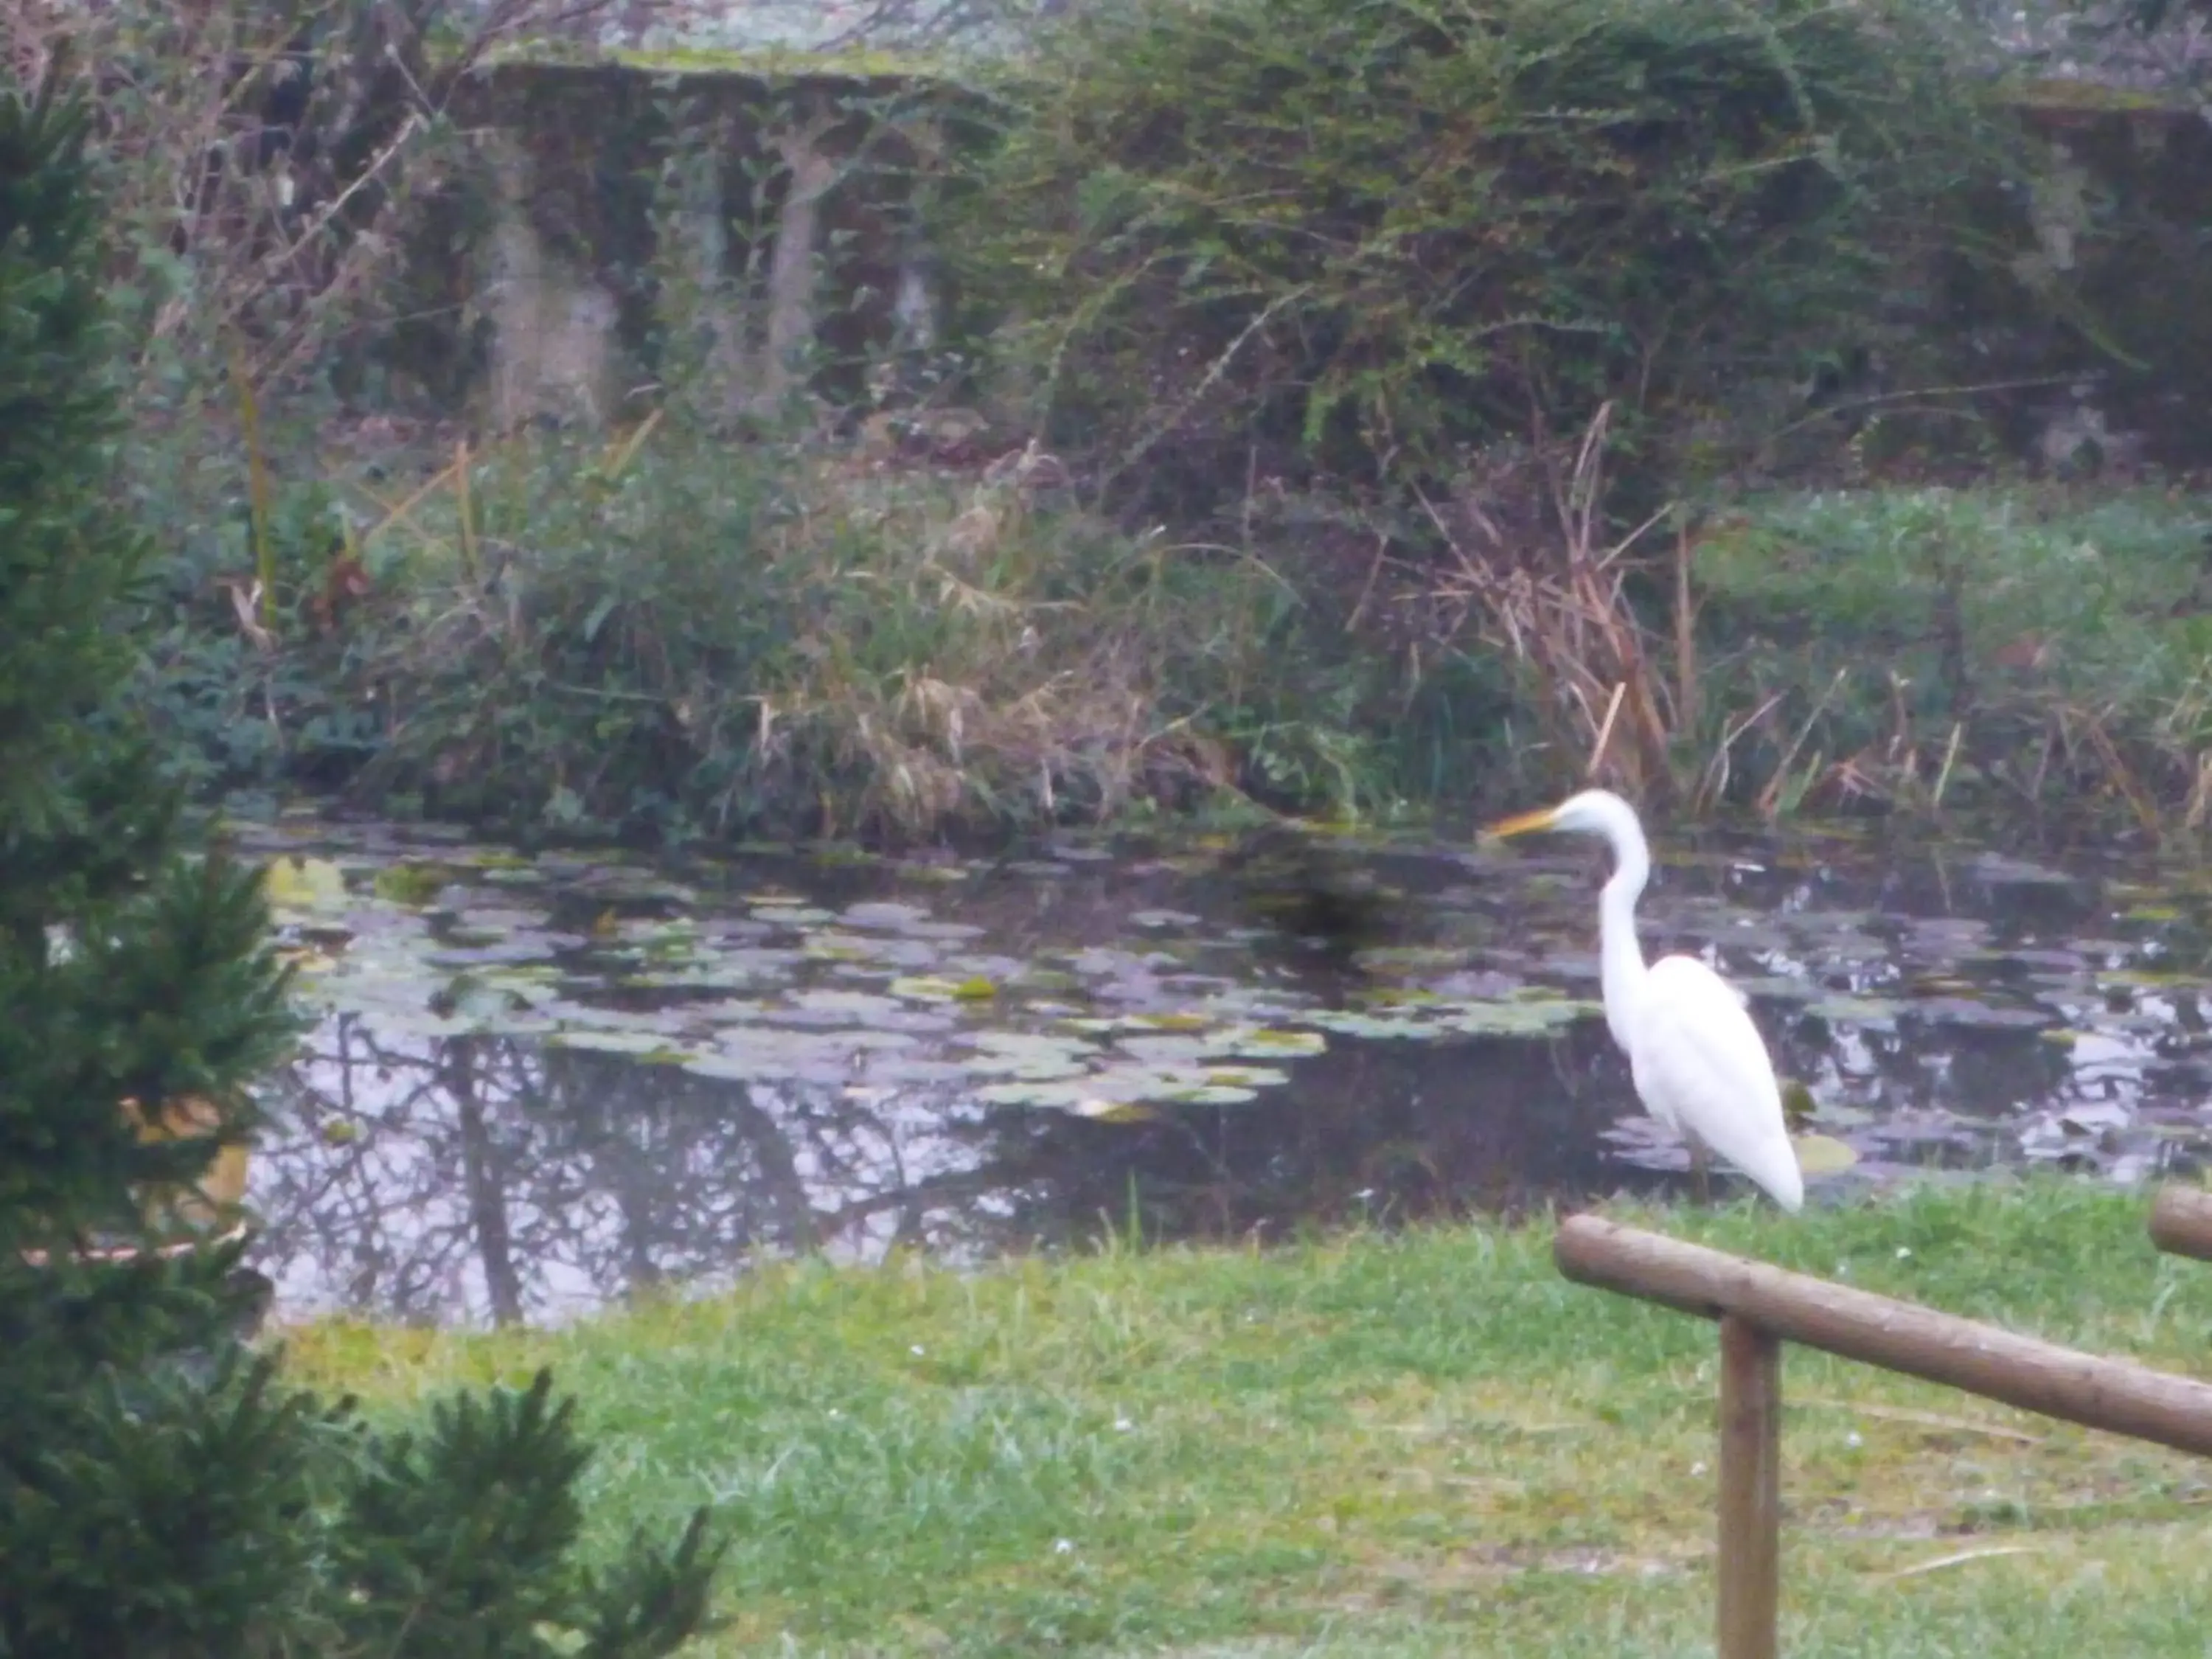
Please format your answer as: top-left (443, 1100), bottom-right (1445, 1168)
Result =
top-left (1484, 806), bottom-right (1560, 841)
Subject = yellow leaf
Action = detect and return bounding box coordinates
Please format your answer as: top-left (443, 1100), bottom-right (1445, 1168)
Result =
top-left (1791, 1132), bottom-right (1860, 1177)
top-left (1071, 1099), bottom-right (1160, 1123)
top-left (262, 855), bottom-right (348, 913)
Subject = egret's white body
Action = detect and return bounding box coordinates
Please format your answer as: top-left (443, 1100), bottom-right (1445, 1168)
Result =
top-left (1489, 789), bottom-right (1804, 1211)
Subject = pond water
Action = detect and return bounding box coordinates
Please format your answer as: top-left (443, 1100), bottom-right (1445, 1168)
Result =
top-left (236, 810), bottom-right (2212, 1328)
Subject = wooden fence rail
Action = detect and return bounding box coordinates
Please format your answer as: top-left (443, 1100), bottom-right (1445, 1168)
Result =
top-left (1553, 1207), bottom-right (2212, 1659)
top-left (2149, 1181), bottom-right (2212, 1263)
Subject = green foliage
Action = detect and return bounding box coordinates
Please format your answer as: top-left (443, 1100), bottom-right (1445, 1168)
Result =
top-left (336, 1368), bottom-right (590, 1651)
top-left (0, 63), bottom-right (295, 1246)
top-left (948, 0), bottom-right (2015, 519)
top-left (6, 1338), bottom-right (342, 1655)
top-left (335, 1366), bottom-right (727, 1658)
top-left (1692, 482), bottom-right (2212, 814)
top-left (302, 420), bottom-right (1420, 840)
top-left (0, 67), bottom-right (728, 1658)
top-left (7, 1332), bottom-right (729, 1658)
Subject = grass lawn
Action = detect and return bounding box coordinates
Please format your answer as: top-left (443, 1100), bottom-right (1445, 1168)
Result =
top-left (287, 1178), bottom-right (2212, 1657)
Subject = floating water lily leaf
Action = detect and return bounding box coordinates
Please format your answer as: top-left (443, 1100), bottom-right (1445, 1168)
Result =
top-left (1116, 1034), bottom-right (1221, 1066)
top-left (1225, 1027), bottom-right (1327, 1057)
top-left (1913, 998), bottom-right (2053, 1031)
top-left (1130, 909), bottom-right (1201, 930)
top-left (372, 863), bottom-right (449, 907)
top-left (1733, 975), bottom-right (1817, 1002)
top-left (896, 863), bottom-right (972, 884)
top-left (676, 1024), bottom-right (888, 1084)
top-left (783, 987), bottom-right (918, 1023)
top-left (889, 975), bottom-right (970, 1002)
top-left (2124, 904), bottom-right (2183, 923)
top-left (961, 1030), bottom-right (1098, 1080)
top-left (1790, 1133), bottom-right (1860, 1177)
top-left (1126, 1012), bottom-right (1211, 1032)
top-left (430, 975), bottom-right (530, 1026)
top-left (276, 944), bottom-right (347, 977)
top-left (1161, 1082), bottom-right (1264, 1105)
top-left (622, 958), bottom-right (800, 992)
top-left (1359, 987), bottom-right (1444, 1009)
top-left (973, 1075), bottom-right (1176, 1110)
top-left (1013, 967), bottom-right (1083, 995)
top-left (748, 902), bottom-right (838, 927)
top-left (840, 901), bottom-right (932, 930)
top-left (1070, 1099), bottom-right (1161, 1123)
top-left (1444, 998), bottom-right (1599, 1037)
top-left (799, 931), bottom-right (883, 964)
top-left (1303, 1009), bottom-right (1438, 1040)
top-left (546, 1029), bottom-right (696, 1062)
top-left (2096, 968), bottom-right (2203, 990)
top-left (1196, 1065), bottom-right (1290, 1090)
top-left (1802, 995), bottom-right (1902, 1029)
top-left (1354, 947), bottom-right (1469, 975)
top-left (264, 856), bottom-right (349, 914)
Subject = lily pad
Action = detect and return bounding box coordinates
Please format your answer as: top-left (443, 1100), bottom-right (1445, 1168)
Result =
top-left (1802, 995), bottom-right (1903, 1029)
top-left (1069, 1099), bottom-right (1162, 1123)
top-left (546, 1029), bottom-right (695, 1062)
top-left (264, 856), bottom-right (350, 914)
top-left (1444, 998), bottom-right (1601, 1037)
top-left (1790, 1133), bottom-right (1860, 1178)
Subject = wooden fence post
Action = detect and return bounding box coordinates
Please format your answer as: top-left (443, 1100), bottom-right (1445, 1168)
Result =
top-left (1717, 1314), bottom-right (1782, 1659)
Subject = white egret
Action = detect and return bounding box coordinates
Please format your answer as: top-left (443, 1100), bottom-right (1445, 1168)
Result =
top-left (1486, 789), bottom-right (1804, 1212)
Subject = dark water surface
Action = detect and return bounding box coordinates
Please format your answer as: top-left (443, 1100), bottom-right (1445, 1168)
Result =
top-left (236, 809), bottom-right (2212, 1327)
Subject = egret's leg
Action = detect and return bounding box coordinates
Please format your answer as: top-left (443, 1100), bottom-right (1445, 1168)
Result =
top-left (1689, 1140), bottom-right (1712, 1206)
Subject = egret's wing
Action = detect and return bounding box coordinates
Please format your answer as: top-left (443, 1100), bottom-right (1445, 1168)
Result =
top-left (1630, 956), bottom-right (1803, 1211)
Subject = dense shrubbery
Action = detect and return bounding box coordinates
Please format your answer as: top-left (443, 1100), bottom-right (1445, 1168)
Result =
top-left (945, 0), bottom-right (2016, 522)
top-left (265, 422), bottom-right (1457, 839)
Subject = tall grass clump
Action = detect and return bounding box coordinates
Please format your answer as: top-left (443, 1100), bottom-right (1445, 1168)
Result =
top-left (320, 419), bottom-right (1402, 841)
top-left (1691, 483), bottom-right (2212, 825)
top-left (947, 0), bottom-right (2017, 525)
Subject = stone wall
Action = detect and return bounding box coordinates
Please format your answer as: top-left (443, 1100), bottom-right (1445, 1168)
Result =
top-left (398, 57), bottom-right (2212, 473)
top-left (1966, 88), bottom-right (2212, 473)
top-left (392, 51), bottom-right (964, 434)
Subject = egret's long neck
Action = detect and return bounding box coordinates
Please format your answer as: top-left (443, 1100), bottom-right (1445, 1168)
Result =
top-left (1597, 834), bottom-right (1651, 1050)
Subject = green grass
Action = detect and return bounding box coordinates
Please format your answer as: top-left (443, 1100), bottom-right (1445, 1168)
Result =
top-left (288, 1177), bottom-right (2212, 1656)
top-left (1693, 482), bottom-right (2212, 819)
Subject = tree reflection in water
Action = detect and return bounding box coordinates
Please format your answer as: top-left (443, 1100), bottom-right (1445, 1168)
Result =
top-left (256, 1018), bottom-right (1002, 1326)
top-left (241, 826), bottom-right (2212, 1329)
top-left (253, 1010), bottom-right (1646, 1326)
